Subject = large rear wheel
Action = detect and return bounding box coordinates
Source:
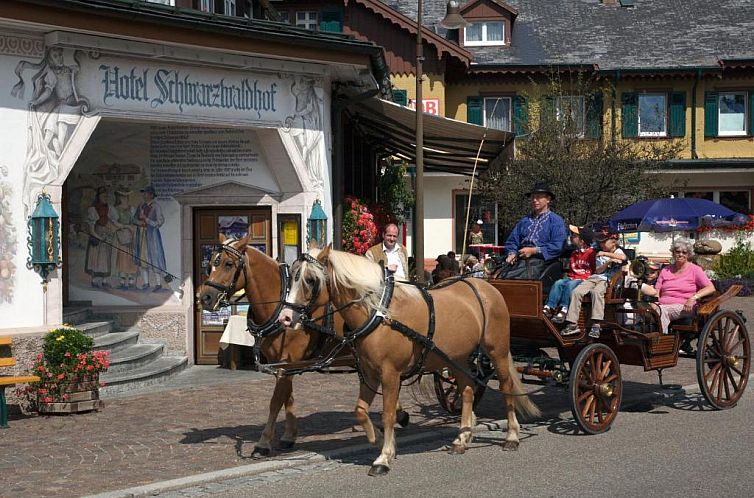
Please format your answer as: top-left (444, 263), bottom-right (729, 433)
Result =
top-left (696, 310), bottom-right (751, 409)
top-left (434, 352), bottom-right (492, 414)
top-left (569, 343), bottom-right (622, 435)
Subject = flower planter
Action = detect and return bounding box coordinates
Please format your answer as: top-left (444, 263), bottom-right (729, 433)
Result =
top-left (37, 374), bottom-right (102, 414)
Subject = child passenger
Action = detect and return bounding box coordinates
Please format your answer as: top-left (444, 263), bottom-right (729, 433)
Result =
top-left (543, 225), bottom-right (596, 323)
top-left (561, 232), bottom-right (626, 339)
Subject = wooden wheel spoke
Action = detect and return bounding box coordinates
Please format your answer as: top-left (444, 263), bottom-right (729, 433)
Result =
top-left (723, 324), bottom-right (740, 350)
top-left (588, 398), bottom-right (597, 425)
top-left (596, 399), bottom-right (605, 424)
top-left (727, 336), bottom-right (745, 354)
top-left (581, 395), bottom-right (594, 419)
top-left (595, 353), bottom-right (604, 378)
top-left (576, 390), bottom-right (592, 404)
top-left (709, 364), bottom-right (721, 392)
top-left (600, 360), bottom-right (612, 380)
top-left (730, 364), bottom-right (745, 377)
top-left (724, 367), bottom-right (739, 393)
top-left (716, 368), bottom-right (724, 400)
top-left (603, 373), bottom-right (619, 384)
top-left (704, 362), bottom-right (722, 382)
top-left (722, 369), bottom-right (732, 400)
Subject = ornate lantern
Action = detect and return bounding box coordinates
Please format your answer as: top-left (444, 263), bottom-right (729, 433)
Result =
top-left (26, 190), bottom-right (61, 286)
top-left (307, 199), bottom-right (328, 249)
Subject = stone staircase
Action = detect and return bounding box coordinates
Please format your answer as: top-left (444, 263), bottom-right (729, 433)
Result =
top-left (63, 305), bottom-right (188, 398)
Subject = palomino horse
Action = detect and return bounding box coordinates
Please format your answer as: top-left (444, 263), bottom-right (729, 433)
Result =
top-left (280, 247), bottom-right (540, 476)
top-left (196, 234), bottom-right (408, 458)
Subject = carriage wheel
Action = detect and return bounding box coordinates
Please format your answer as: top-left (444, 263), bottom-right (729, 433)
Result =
top-left (696, 310), bottom-right (751, 410)
top-left (433, 353), bottom-right (491, 414)
top-left (569, 343), bottom-right (622, 435)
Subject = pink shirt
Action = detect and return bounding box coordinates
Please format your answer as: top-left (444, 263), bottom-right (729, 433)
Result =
top-left (655, 263), bottom-right (712, 305)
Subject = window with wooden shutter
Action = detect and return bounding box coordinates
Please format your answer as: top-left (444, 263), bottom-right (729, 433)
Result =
top-left (320, 6), bottom-right (343, 32)
top-left (669, 91), bottom-right (686, 138)
top-left (585, 93), bottom-right (603, 139)
top-left (704, 91), bottom-right (718, 137)
top-left (513, 96), bottom-right (528, 136)
top-left (467, 96), bottom-right (483, 125)
top-left (392, 89), bottom-right (408, 107)
top-left (621, 92), bottom-right (638, 138)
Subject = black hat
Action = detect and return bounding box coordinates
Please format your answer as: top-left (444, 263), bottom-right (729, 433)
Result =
top-left (140, 185), bottom-right (156, 196)
top-left (524, 180), bottom-right (555, 200)
top-left (569, 225), bottom-right (594, 244)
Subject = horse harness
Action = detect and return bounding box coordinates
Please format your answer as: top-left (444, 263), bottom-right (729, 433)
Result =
top-left (290, 255), bottom-right (491, 391)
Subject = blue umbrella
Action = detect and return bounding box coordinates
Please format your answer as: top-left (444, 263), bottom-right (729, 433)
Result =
top-left (608, 197), bottom-right (741, 233)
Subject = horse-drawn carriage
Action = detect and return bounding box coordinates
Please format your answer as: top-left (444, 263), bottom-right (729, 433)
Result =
top-left (435, 260), bottom-right (750, 434)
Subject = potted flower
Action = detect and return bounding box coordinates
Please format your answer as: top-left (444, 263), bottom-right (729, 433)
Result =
top-left (342, 196), bottom-right (378, 255)
top-left (22, 326), bottom-right (110, 414)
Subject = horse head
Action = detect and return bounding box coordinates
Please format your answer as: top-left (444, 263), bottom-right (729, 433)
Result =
top-left (196, 232), bottom-right (250, 311)
top-left (279, 246), bottom-right (332, 328)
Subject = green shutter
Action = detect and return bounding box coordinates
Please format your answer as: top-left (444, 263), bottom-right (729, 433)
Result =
top-left (704, 91), bottom-right (719, 137)
top-left (392, 89), bottom-right (408, 106)
top-left (467, 96), bottom-right (483, 125)
top-left (539, 96), bottom-right (555, 126)
top-left (585, 92), bottom-right (604, 139)
top-left (513, 95), bottom-right (529, 136)
top-left (669, 91), bottom-right (686, 137)
top-left (319, 20), bottom-right (342, 32)
top-left (320, 6), bottom-right (343, 32)
top-left (621, 92), bottom-right (638, 138)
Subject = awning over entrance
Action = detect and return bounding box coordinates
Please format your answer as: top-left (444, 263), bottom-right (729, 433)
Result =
top-left (346, 98), bottom-right (514, 175)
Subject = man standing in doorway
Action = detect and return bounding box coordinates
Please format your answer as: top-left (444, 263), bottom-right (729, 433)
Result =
top-left (365, 223), bottom-right (409, 281)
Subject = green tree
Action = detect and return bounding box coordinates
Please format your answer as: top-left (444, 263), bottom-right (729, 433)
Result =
top-left (478, 73), bottom-right (684, 234)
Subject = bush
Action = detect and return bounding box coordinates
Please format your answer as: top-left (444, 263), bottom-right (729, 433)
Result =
top-left (714, 277), bottom-right (753, 297)
top-left (43, 326), bottom-right (94, 368)
top-left (712, 239), bottom-right (754, 279)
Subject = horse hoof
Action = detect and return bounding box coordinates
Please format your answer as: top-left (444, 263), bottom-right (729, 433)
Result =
top-left (396, 410), bottom-right (410, 428)
top-left (449, 444), bottom-right (466, 455)
top-left (368, 464), bottom-right (390, 477)
top-left (502, 441), bottom-right (519, 451)
top-left (251, 447), bottom-right (271, 459)
top-left (278, 440), bottom-right (295, 450)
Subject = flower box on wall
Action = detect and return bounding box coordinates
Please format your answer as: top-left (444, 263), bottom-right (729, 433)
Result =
top-left (37, 374), bottom-right (102, 414)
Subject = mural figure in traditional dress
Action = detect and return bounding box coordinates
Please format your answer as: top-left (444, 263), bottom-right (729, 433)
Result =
top-left (285, 76), bottom-right (324, 191)
top-left (85, 186), bottom-right (116, 288)
top-left (112, 189), bottom-right (138, 289)
top-left (0, 165), bottom-right (17, 303)
top-left (11, 47), bottom-right (90, 214)
top-left (132, 186), bottom-right (167, 291)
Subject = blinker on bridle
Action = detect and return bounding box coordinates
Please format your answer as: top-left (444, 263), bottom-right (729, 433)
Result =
top-left (287, 253), bottom-right (327, 318)
top-left (203, 242), bottom-right (247, 310)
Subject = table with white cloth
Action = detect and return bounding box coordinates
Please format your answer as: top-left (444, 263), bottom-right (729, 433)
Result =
top-left (219, 315), bottom-right (255, 370)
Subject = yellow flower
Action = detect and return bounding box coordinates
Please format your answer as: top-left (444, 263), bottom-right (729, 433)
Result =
top-left (56, 335), bottom-right (65, 342)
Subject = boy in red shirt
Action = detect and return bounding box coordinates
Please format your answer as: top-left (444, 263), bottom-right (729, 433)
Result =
top-left (543, 226), bottom-right (596, 323)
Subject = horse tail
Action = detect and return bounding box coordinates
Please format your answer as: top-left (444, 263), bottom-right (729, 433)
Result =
top-left (506, 352), bottom-right (541, 419)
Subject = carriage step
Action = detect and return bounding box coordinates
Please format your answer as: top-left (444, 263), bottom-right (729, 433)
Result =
top-left (99, 356), bottom-right (188, 398)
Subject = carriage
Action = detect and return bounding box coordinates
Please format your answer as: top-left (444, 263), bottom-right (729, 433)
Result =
top-left (434, 261), bottom-right (751, 434)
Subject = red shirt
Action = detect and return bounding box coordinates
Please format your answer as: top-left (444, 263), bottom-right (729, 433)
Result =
top-left (568, 247), bottom-right (596, 280)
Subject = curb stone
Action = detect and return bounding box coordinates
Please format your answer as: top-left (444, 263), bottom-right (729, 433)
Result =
top-left (85, 373), bottom-right (753, 498)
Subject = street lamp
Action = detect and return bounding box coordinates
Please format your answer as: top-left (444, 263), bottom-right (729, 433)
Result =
top-left (414, 1), bottom-right (468, 282)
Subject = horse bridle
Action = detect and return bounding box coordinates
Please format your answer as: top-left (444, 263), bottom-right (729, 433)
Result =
top-left (286, 253), bottom-right (328, 319)
top-left (203, 243), bottom-right (248, 311)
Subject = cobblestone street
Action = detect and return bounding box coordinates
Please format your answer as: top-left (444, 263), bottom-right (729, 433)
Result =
top-left (1, 299), bottom-right (751, 497)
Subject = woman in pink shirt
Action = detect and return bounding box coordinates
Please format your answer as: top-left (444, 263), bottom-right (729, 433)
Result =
top-left (643, 238), bottom-right (716, 333)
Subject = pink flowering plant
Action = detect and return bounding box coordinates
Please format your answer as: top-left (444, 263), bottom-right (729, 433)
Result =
top-left (341, 196), bottom-right (378, 255)
top-left (17, 326), bottom-right (110, 407)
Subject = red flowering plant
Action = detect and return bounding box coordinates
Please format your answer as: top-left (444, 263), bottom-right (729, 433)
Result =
top-left (697, 214), bottom-right (754, 234)
top-left (17, 326), bottom-right (110, 407)
top-left (342, 196), bottom-right (378, 255)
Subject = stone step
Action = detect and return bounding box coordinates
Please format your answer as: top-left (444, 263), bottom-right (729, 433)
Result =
top-left (63, 307), bottom-right (92, 326)
top-left (93, 329), bottom-right (140, 353)
top-left (99, 356), bottom-right (189, 398)
top-left (106, 343), bottom-right (166, 374)
top-left (77, 321), bottom-right (115, 338)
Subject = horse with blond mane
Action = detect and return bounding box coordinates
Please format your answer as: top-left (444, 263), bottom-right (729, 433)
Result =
top-left (280, 247), bottom-right (539, 476)
top-left (196, 235), bottom-right (409, 458)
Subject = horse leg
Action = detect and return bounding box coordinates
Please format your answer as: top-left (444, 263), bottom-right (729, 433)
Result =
top-left (368, 373), bottom-right (400, 476)
top-left (491, 352), bottom-right (521, 451)
top-left (279, 380), bottom-right (297, 450)
top-left (252, 376), bottom-right (292, 458)
top-left (449, 376), bottom-right (476, 455)
top-left (354, 375), bottom-right (382, 446)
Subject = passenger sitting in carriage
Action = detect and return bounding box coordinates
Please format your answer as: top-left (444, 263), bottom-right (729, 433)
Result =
top-left (543, 225), bottom-right (596, 323)
top-left (561, 231), bottom-right (626, 339)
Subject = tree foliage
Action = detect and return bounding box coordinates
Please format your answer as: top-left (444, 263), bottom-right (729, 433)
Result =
top-left (478, 73), bottom-right (685, 234)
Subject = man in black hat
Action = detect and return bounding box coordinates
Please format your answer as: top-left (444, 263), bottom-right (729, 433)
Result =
top-left (501, 180), bottom-right (567, 280)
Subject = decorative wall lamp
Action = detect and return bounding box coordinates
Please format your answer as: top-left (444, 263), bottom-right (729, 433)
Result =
top-left (307, 199), bottom-right (328, 249)
top-left (26, 190), bottom-right (61, 287)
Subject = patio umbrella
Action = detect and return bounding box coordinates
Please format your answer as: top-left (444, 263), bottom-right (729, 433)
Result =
top-left (608, 197), bottom-right (741, 233)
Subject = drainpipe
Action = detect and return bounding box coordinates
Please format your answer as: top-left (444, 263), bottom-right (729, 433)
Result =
top-left (690, 69), bottom-right (701, 159)
top-left (611, 70), bottom-right (620, 144)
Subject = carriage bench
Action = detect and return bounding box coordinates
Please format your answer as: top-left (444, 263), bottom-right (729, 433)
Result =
top-left (0, 336), bottom-right (40, 428)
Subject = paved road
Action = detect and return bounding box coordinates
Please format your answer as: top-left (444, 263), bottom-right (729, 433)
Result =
top-left (191, 389), bottom-right (754, 498)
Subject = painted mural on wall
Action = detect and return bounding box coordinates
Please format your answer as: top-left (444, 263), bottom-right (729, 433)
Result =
top-left (0, 165), bottom-right (17, 303)
top-left (11, 48), bottom-right (91, 215)
top-left (284, 76), bottom-right (324, 192)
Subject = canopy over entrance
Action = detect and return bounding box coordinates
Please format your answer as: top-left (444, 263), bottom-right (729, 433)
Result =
top-left (346, 98), bottom-right (514, 175)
